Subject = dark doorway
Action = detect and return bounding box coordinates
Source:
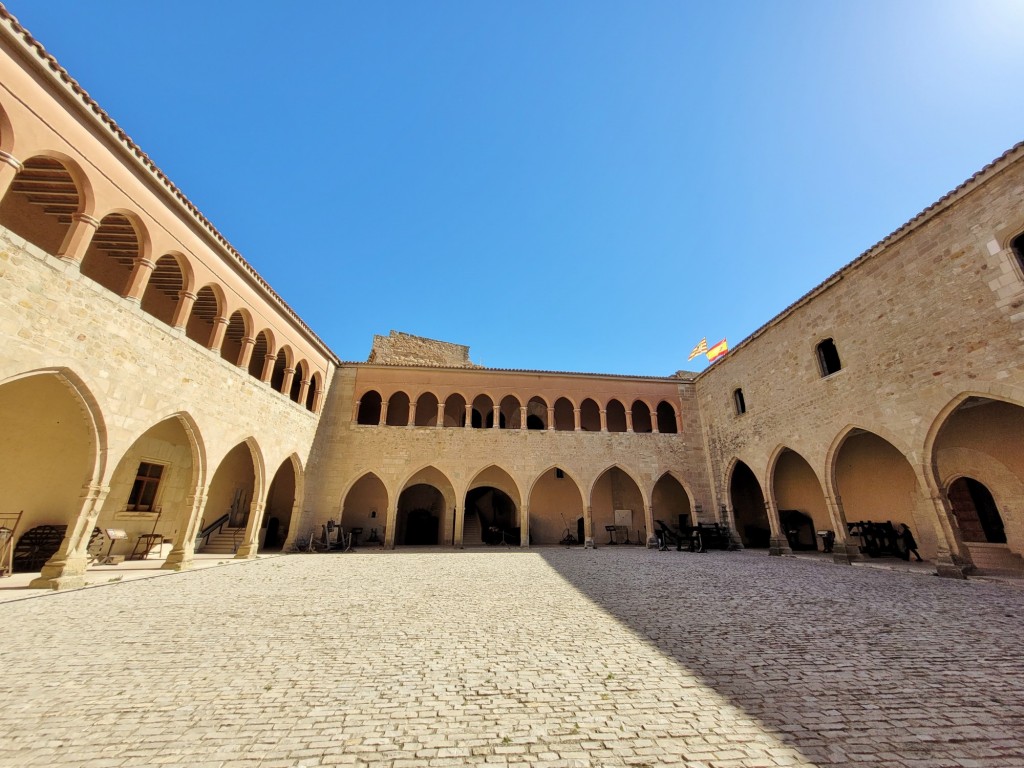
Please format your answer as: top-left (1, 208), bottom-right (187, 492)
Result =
top-left (948, 477), bottom-right (1006, 544)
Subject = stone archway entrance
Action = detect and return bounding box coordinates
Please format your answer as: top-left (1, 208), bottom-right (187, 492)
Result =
top-left (730, 461), bottom-right (770, 548)
top-left (341, 473), bottom-right (389, 546)
top-left (771, 448), bottom-right (829, 551)
top-left (591, 467), bottom-right (644, 546)
top-left (396, 484), bottom-right (444, 545)
top-left (261, 459), bottom-right (297, 552)
top-left (528, 468), bottom-right (584, 545)
top-left (465, 487), bottom-right (518, 545)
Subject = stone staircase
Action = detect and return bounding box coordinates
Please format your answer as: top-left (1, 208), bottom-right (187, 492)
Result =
top-left (966, 543), bottom-right (1024, 574)
top-left (462, 509), bottom-right (483, 547)
top-left (197, 526), bottom-right (245, 555)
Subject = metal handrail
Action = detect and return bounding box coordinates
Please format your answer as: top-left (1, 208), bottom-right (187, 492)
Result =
top-left (194, 513), bottom-right (229, 552)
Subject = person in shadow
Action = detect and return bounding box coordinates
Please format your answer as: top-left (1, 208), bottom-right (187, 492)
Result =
top-left (897, 523), bottom-right (924, 562)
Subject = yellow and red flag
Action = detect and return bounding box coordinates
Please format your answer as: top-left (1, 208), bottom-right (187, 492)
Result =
top-left (706, 338), bottom-right (728, 362)
top-left (687, 337), bottom-right (708, 361)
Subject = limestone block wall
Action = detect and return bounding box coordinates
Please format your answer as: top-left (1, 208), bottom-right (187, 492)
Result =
top-left (367, 330), bottom-right (476, 367)
top-left (696, 144), bottom-right (1024, 560)
top-left (0, 227), bottom-right (329, 549)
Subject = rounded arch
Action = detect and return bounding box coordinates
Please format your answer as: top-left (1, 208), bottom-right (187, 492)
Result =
top-left (356, 389), bottom-right (383, 425)
top-left (579, 398), bottom-right (601, 431)
top-left (248, 329), bottom-right (273, 380)
top-left (270, 345), bottom-right (295, 394)
top-left (499, 394), bottom-right (521, 429)
top-left (141, 253), bottom-right (191, 326)
top-left (306, 371), bottom-right (322, 412)
top-left (553, 397), bottom-right (575, 431)
top-left (80, 210), bottom-right (150, 296)
top-left (0, 153), bottom-right (88, 256)
top-left (220, 309), bottom-right (252, 366)
top-left (606, 399), bottom-right (627, 432)
top-left (185, 283), bottom-right (225, 347)
top-left (0, 99), bottom-right (15, 153)
top-left (471, 394), bottom-right (495, 428)
top-left (526, 396), bottom-right (548, 430)
top-left (656, 401), bottom-right (678, 433)
top-left (414, 391), bottom-right (440, 426)
top-left (631, 400), bottom-right (653, 433)
top-left (385, 390), bottom-right (411, 426)
top-left (443, 392), bottom-right (468, 427)
top-left (290, 360), bottom-right (309, 402)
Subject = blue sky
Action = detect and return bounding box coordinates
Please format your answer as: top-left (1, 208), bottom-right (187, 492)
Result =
top-left (7, 1), bottom-right (1024, 374)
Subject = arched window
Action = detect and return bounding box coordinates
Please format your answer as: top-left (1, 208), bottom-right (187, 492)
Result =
top-left (631, 401), bottom-right (652, 433)
top-left (734, 388), bottom-right (746, 415)
top-left (656, 401), bottom-right (678, 433)
top-left (816, 338), bottom-right (842, 377)
top-left (271, 346), bottom-right (293, 393)
top-left (185, 285), bottom-right (220, 347)
top-left (141, 254), bottom-right (185, 326)
top-left (0, 156), bottom-right (79, 255)
top-left (1013, 232), bottom-right (1024, 273)
top-left (220, 311), bottom-right (248, 365)
top-left (306, 373), bottom-right (320, 412)
top-left (80, 213), bottom-right (139, 296)
top-left (526, 397), bottom-right (547, 430)
top-left (471, 394), bottom-right (494, 428)
top-left (386, 392), bottom-right (411, 426)
top-left (290, 361), bottom-right (307, 402)
top-left (553, 398), bottom-right (575, 430)
top-left (579, 399), bottom-right (601, 431)
top-left (248, 331), bottom-right (271, 380)
top-left (356, 391), bottom-right (382, 424)
top-left (415, 392), bottom-right (439, 426)
top-left (499, 395), bottom-right (520, 429)
top-left (606, 399), bottom-right (627, 432)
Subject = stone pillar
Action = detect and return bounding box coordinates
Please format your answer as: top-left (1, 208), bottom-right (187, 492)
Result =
top-left (454, 500), bottom-right (465, 548)
top-left (163, 490), bottom-right (208, 571)
top-left (547, 405), bottom-right (555, 431)
top-left (465, 403), bottom-right (473, 428)
top-left (379, 398), bottom-right (390, 426)
top-left (312, 388), bottom-right (323, 414)
top-left (171, 290), bottom-right (197, 330)
top-left (721, 502), bottom-right (744, 550)
top-left (676, 411), bottom-right (684, 434)
top-left (436, 403), bottom-right (445, 428)
top-left (600, 409), bottom-right (608, 432)
top-left (407, 400), bottom-right (417, 427)
top-left (0, 150), bottom-right (22, 203)
top-left (58, 211), bottom-right (100, 262)
top-left (260, 353), bottom-right (277, 385)
top-left (208, 316), bottom-right (229, 353)
top-left (237, 336), bottom-right (256, 370)
top-left (123, 257), bottom-right (156, 302)
top-left (643, 501), bottom-right (657, 548)
top-left (584, 505), bottom-right (595, 548)
top-left (765, 497), bottom-right (792, 556)
top-left (235, 500), bottom-right (266, 559)
top-left (280, 367), bottom-right (296, 398)
top-left (574, 408), bottom-right (581, 431)
top-left (520, 406), bottom-right (528, 430)
top-left (30, 483), bottom-right (109, 589)
top-left (625, 410), bottom-right (634, 433)
top-left (824, 493), bottom-right (855, 564)
top-left (927, 492), bottom-right (974, 579)
top-left (651, 412), bottom-right (660, 434)
top-left (492, 404), bottom-right (500, 429)
top-left (520, 503), bottom-right (530, 547)
top-left (384, 501), bottom-right (398, 549)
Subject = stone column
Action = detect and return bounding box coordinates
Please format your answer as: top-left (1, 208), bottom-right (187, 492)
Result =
top-left (584, 505), bottom-right (595, 548)
top-left (407, 400), bottom-right (417, 427)
top-left (625, 410), bottom-right (634, 433)
top-left (58, 211), bottom-right (100, 262)
top-left (379, 398), bottom-right (389, 426)
top-left (30, 483), bottom-right (109, 589)
top-left (436, 403), bottom-right (445, 428)
top-left (163, 489), bottom-right (208, 571)
top-left (123, 257), bottom-right (156, 302)
top-left (927, 492), bottom-right (974, 579)
top-left (260, 353), bottom-right (277, 385)
top-left (643, 501), bottom-right (657, 548)
top-left (454, 500), bottom-right (465, 549)
top-left (0, 150), bottom-right (22, 203)
top-left (574, 408), bottom-right (581, 431)
top-left (676, 411), bottom-right (684, 434)
top-left (171, 290), bottom-right (197, 330)
top-left (208, 316), bottom-right (229, 353)
top-left (280, 367), bottom-right (296, 397)
top-left (465, 403), bottom-right (473, 428)
top-left (235, 500), bottom-right (266, 559)
top-left (237, 337), bottom-right (256, 370)
top-left (651, 411), bottom-right (660, 434)
top-left (492, 404), bottom-right (500, 429)
top-left (824, 493), bottom-right (855, 564)
top-left (520, 503), bottom-right (530, 547)
top-left (520, 406), bottom-right (528, 430)
top-left (721, 502), bottom-right (744, 550)
top-left (600, 409), bottom-right (608, 432)
top-left (384, 501), bottom-right (398, 549)
top-left (765, 497), bottom-right (792, 556)
top-left (546, 405), bottom-right (555, 430)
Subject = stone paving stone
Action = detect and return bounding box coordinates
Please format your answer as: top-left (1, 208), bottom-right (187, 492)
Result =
top-left (0, 549), bottom-right (1022, 767)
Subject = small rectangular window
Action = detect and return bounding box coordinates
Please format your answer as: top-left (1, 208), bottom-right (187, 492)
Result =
top-left (733, 388), bottom-right (746, 415)
top-left (127, 462), bottom-right (164, 511)
top-left (817, 338), bottom-right (842, 376)
top-left (555, 468), bottom-right (565, 479)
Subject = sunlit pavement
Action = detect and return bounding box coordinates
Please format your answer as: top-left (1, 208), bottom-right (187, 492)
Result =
top-left (1, 548), bottom-right (1022, 768)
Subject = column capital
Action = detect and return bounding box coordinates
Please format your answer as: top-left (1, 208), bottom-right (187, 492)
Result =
top-left (71, 211), bottom-right (100, 228)
top-left (0, 150), bottom-right (22, 171)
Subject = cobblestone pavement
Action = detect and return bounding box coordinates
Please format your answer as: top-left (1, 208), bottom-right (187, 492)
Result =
top-left (1, 549), bottom-right (1022, 768)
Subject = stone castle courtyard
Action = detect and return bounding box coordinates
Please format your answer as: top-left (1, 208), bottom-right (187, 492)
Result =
top-left (1, 549), bottom-right (1022, 768)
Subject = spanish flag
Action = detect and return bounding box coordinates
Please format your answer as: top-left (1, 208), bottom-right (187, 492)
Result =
top-left (706, 338), bottom-right (728, 362)
top-left (687, 337), bottom-right (708, 361)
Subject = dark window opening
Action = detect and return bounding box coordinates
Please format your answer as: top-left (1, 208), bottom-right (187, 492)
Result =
top-left (555, 468), bottom-right (565, 479)
top-left (526, 415), bottom-right (545, 430)
top-left (817, 338), bottom-right (842, 376)
top-left (128, 462), bottom-right (164, 511)
top-left (733, 388), bottom-right (746, 415)
top-left (1013, 233), bottom-right (1024, 273)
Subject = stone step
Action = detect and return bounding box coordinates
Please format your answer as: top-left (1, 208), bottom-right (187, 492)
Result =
top-left (967, 543), bottom-right (1024, 573)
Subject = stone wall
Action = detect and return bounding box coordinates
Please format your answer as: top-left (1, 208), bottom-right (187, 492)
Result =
top-left (367, 330), bottom-right (476, 368)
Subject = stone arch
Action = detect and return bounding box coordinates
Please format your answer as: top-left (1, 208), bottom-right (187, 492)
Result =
top-left (652, 471), bottom-right (693, 530)
top-left (589, 464), bottom-right (647, 546)
top-left (443, 392), bottom-right (467, 427)
top-left (579, 398), bottom-right (601, 431)
top-left (471, 394), bottom-right (495, 428)
top-left (270, 344), bottom-right (294, 394)
top-left (631, 400), bottom-right (653, 433)
top-left (526, 396), bottom-right (548, 430)
top-left (395, 465), bottom-right (457, 547)
top-left (728, 458), bottom-right (770, 548)
top-left (827, 426), bottom-right (936, 559)
top-left (306, 371), bottom-right (322, 413)
top-left (220, 309), bottom-right (252, 366)
top-left (290, 360), bottom-right (309, 403)
top-left (553, 397), bottom-right (575, 431)
top-left (499, 395), bottom-right (521, 429)
top-left (656, 401), bottom-right (678, 433)
top-left (185, 283), bottom-right (224, 348)
top-left (464, 465), bottom-right (523, 545)
top-left (247, 329), bottom-right (274, 380)
top-left (356, 390), bottom-right (383, 425)
top-left (606, 399), bottom-right (627, 432)
top-left (141, 253), bottom-right (191, 326)
top-left (206, 437), bottom-right (265, 533)
top-left (261, 454), bottom-right (303, 552)
top-left (527, 465), bottom-right (586, 545)
top-left (79, 210), bottom-right (149, 296)
top-left (0, 98), bottom-right (15, 154)
top-left (0, 153), bottom-right (87, 256)
top-left (386, 391), bottom-right (411, 426)
top-left (767, 445), bottom-right (830, 551)
top-left (414, 391), bottom-right (440, 426)
top-left (340, 471), bottom-right (389, 543)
